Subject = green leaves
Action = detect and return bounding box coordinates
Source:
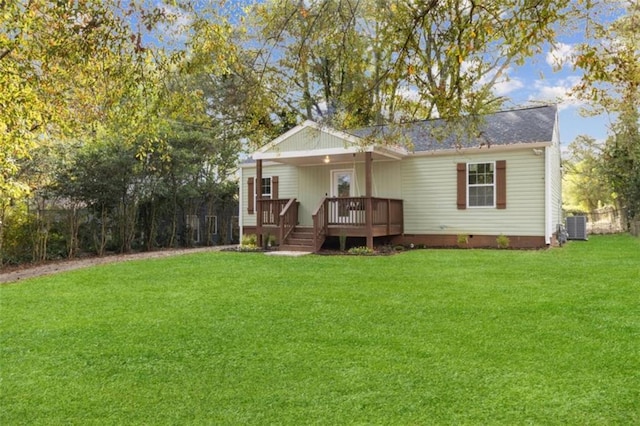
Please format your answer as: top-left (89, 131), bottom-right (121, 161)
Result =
top-left (242, 0), bottom-right (568, 140)
top-left (572, 1), bottom-right (640, 222)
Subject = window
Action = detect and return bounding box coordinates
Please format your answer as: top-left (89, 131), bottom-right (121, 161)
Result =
top-left (457, 161), bottom-right (506, 210)
top-left (206, 215), bottom-right (218, 236)
top-left (186, 214), bottom-right (200, 243)
top-left (468, 162), bottom-right (495, 207)
top-left (261, 177), bottom-right (272, 199)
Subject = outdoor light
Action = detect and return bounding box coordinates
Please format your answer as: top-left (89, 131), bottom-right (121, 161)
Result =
top-left (323, 155), bottom-right (330, 163)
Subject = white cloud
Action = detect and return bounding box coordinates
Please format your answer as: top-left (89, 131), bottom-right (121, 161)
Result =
top-left (546, 43), bottom-right (574, 69)
top-left (493, 76), bottom-right (524, 96)
top-left (482, 67), bottom-right (524, 96)
top-left (155, 5), bottom-right (194, 46)
top-left (529, 76), bottom-right (584, 110)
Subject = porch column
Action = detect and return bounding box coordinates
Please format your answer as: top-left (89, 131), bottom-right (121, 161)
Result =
top-left (365, 151), bottom-right (374, 250)
top-left (256, 159), bottom-right (263, 247)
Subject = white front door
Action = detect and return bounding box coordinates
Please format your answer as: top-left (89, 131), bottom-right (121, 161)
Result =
top-left (331, 170), bottom-right (354, 222)
top-left (331, 169), bottom-right (353, 198)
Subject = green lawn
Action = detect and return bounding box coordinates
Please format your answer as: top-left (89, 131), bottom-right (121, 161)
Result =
top-left (1, 235), bottom-right (639, 425)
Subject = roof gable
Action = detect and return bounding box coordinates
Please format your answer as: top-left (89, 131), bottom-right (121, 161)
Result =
top-left (257, 121), bottom-right (361, 155)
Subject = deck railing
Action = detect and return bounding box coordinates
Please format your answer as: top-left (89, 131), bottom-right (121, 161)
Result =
top-left (260, 198), bottom-right (290, 226)
top-left (326, 197), bottom-right (403, 228)
top-left (279, 198), bottom-right (298, 244)
top-left (259, 196), bottom-right (403, 251)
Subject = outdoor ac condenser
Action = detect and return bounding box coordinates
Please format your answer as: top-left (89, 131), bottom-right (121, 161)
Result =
top-left (566, 216), bottom-right (588, 240)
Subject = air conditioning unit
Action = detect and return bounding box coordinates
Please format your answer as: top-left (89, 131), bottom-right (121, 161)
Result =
top-left (566, 216), bottom-right (588, 240)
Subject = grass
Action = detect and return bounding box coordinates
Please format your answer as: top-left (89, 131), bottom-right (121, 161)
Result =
top-left (1, 235), bottom-right (639, 424)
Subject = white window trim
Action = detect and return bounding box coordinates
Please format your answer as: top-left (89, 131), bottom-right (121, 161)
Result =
top-left (467, 161), bottom-right (496, 208)
top-left (206, 215), bottom-right (218, 235)
top-left (330, 169), bottom-right (355, 197)
top-left (253, 176), bottom-right (272, 209)
top-left (261, 176), bottom-right (272, 199)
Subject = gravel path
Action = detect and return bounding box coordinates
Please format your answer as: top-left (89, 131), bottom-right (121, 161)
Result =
top-left (0, 246), bottom-right (237, 284)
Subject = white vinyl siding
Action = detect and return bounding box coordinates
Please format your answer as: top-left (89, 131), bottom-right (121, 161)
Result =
top-left (241, 147), bottom-right (552, 239)
top-left (401, 150), bottom-right (546, 236)
top-left (268, 127), bottom-right (351, 152)
top-left (241, 164), bottom-right (298, 228)
top-left (548, 124), bottom-right (564, 241)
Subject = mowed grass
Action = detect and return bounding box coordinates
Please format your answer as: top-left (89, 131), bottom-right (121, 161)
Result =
top-left (1, 235), bottom-right (639, 424)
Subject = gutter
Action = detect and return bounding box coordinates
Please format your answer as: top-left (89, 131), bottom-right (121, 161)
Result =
top-left (545, 146), bottom-right (552, 245)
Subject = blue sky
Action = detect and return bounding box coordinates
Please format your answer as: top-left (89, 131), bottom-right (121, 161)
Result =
top-left (495, 41), bottom-right (611, 149)
top-left (155, 1), bottom-right (616, 148)
top-left (487, 1), bottom-right (629, 149)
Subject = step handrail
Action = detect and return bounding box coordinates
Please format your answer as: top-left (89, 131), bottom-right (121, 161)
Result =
top-left (311, 197), bottom-right (328, 252)
top-left (279, 198), bottom-right (298, 245)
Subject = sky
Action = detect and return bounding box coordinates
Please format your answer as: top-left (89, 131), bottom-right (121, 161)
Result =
top-left (481, 0), bottom-right (630, 149)
top-left (493, 40), bottom-right (611, 149)
top-left (155, 0), bottom-right (620, 149)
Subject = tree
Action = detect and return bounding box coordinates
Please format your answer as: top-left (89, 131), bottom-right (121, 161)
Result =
top-left (573, 0), bottom-right (640, 226)
top-left (1, 0), bottom-right (240, 260)
top-left (563, 135), bottom-right (612, 212)
top-left (244, 0), bottom-right (570, 138)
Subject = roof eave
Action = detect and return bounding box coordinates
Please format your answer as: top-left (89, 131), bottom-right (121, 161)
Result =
top-left (411, 141), bottom-right (553, 157)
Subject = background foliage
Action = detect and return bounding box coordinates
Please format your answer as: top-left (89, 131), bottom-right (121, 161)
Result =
top-left (1, 0), bottom-right (638, 265)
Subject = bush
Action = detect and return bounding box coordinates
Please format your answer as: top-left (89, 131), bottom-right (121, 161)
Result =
top-left (348, 246), bottom-right (374, 255)
top-left (241, 234), bottom-right (257, 246)
top-left (238, 234), bottom-right (260, 252)
top-left (496, 234), bottom-right (510, 249)
top-left (1, 208), bottom-right (35, 265)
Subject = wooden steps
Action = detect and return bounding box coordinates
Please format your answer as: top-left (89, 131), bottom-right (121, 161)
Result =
top-left (279, 227), bottom-right (316, 252)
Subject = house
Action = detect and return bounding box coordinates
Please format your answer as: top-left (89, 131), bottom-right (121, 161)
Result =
top-left (239, 105), bottom-right (563, 251)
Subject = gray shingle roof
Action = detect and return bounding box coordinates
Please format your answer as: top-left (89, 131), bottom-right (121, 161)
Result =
top-left (351, 104), bottom-right (557, 152)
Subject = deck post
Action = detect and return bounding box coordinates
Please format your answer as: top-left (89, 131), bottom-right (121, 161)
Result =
top-left (256, 159), bottom-right (263, 247)
top-left (365, 152), bottom-right (374, 250)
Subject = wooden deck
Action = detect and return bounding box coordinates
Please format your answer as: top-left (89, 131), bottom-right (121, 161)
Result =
top-left (258, 197), bottom-right (403, 251)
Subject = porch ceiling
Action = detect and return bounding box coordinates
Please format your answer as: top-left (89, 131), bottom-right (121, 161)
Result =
top-left (253, 146), bottom-right (407, 166)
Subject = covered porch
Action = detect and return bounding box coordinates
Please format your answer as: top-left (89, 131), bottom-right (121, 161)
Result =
top-left (250, 121), bottom-right (407, 252)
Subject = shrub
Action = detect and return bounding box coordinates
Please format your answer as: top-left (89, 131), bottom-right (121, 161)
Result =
top-left (348, 246), bottom-right (374, 255)
top-left (241, 234), bottom-right (257, 246)
top-left (496, 234), bottom-right (510, 249)
top-left (457, 234), bottom-right (469, 246)
top-left (239, 234), bottom-right (260, 251)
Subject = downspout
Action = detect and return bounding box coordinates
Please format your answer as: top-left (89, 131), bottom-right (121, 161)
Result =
top-left (545, 146), bottom-right (552, 245)
top-left (239, 167), bottom-right (244, 241)
top-left (256, 159), bottom-right (263, 247)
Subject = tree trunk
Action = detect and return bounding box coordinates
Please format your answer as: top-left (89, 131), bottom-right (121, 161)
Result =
top-left (169, 191), bottom-right (178, 248)
top-left (67, 204), bottom-right (80, 259)
top-left (146, 202), bottom-right (157, 251)
top-left (94, 205), bottom-right (108, 257)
